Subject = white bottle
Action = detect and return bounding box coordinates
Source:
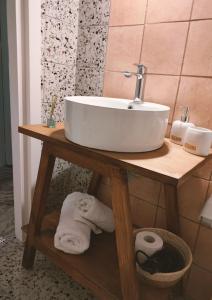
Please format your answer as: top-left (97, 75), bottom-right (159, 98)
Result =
top-left (170, 107), bottom-right (195, 145)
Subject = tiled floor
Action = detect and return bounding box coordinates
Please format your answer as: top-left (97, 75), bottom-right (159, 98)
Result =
top-left (0, 167), bottom-right (95, 300)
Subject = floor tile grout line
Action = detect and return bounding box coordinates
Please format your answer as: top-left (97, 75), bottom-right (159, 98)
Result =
top-left (180, 0), bottom-right (195, 74)
top-left (170, 34), bottom-right (192, 119)
top-left (130, 194), bottom-right (159, 208)
top-left (108, 17), bottom-right (212, 28)
top-left (102, 0), bottom-right (113, 95)
top-left (156, 182), bottom-right (163, 207)
top-left (138, 0), bottom-right (149, 64)
top-left (192, 262), bottom-right (212, 275)
top-left (104, 69), bottom-right (212, 79)
top-left (156, 203), bottom-right (208, 228)
top-left (171, 0), bottom-right (195, 124)
top-left (189, 177), bottom-right (210, 267)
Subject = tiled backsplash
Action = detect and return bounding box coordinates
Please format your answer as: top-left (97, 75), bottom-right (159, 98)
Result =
top-left (104, 0), bottom-right (212, 131)
top-left (41, 0), bottom-right (79, 123)
top-left (103, 1), bottom-right (212, 299)
top-left (75, 0), bottom-right (109, 96)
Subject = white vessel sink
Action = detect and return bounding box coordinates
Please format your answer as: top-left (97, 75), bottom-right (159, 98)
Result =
top-left (64, 96), bottom-right (170, 153)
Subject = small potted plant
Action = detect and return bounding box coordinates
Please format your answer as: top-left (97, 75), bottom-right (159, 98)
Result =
top-left (47, 95), bottom-right (57, 128)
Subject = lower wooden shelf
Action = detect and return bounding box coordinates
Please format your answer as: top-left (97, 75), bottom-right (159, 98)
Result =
top-left (23, 210), bottom-right (122, 300)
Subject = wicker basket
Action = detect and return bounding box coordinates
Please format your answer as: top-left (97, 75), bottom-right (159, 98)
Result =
top-left (135, 228), bottom-right (193, 288)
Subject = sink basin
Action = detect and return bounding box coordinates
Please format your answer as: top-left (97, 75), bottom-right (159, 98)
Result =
top-left (64, 96), bottom-right (170, 153)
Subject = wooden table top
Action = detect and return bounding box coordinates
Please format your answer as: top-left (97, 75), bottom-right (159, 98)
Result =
top-left (18, 123), bottom-right (212, 186)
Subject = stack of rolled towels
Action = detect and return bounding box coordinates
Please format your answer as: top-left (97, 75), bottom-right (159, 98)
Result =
top-left (54, 192), bottom-right (115, 254)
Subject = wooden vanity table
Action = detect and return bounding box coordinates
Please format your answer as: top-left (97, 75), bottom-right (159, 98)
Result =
top-left (19, 124), bottom-right (211, 300)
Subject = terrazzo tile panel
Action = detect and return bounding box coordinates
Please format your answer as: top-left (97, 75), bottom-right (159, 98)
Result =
top-left (75, 67), bottom-right (104, 96)
top-left (76, 26), bottom-right (108, 68)
top-left (43, 17), bottom-right (78, 66)
top-left (78, 0), bottom-right (110, 26)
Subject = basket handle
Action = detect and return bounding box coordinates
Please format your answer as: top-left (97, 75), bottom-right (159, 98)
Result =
top-left (135, 250), bottom-right (150, 268)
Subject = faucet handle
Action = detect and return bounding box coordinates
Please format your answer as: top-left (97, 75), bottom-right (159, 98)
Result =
top-left (133, 63), bottom-right (146, 74)
top-left (123, 70), bottom-right (143, 79)
top-left (123, 71), bottom-right (132, 78)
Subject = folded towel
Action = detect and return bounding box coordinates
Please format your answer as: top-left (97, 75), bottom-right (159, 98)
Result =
top-left (54, 194), bottom-right (91, 254)
top-left (71, 192), bottom-right (102, 234)
top-left (75, 192), bottom-right (115, 232)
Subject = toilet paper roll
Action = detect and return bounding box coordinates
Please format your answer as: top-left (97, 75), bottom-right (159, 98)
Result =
top-left (135, 231), bottom-right (163, 264)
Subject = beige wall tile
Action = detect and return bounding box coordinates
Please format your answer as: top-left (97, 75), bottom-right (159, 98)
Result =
top-left (192, 0), bottom-right (212, 20)
top-left (109, 0), bottom-right (147, 26)
top-left (158, 185), bottom-right (166, 208)
top-left (144, 74), bottom-right (179, 122)
top-left (194, 225), bottom-right (212, 272)
top-left (130, 196), bottom-right (157, 227)
top-left (159, 177), bottom-right (209, 221)
top-left (97, 183), bottom-right (157, 227)
top-left (102, 2), bottom-right (212, 295)
top-left (178, 177), bottom-right (209, 222)
top-left (193, 158), bottom-right (212, 180)
top-left (128, 174), bottom-right (161, 205)
top-left (165, 123), bottom-right (172, 138)
top-left (155, 207), bottom-right (167, 228)
top-left (147, 0), bottom-right (193, 23)
top-left (96, 183), bottom-right (112, 208)
top-left (186, 264), bottom-right (212, 300)
top-left (103, 71), bottom-right (136, 100)
top-left (155, 207), bottom-right (199, 251)
top-left (101, 177), bottom-right (110, 186)
top-left (141, 22), bottom-right (188, 75)
top-left (177, 217), bottom-right (199, 253)
top-left (182, 20), bottom-right (212, 76)
top-left (105, 26), bottom-right (144, 72)
top-left (208, 181), bottom-right (212, 196)
top-left (174, 76), bottom-right (212, 129)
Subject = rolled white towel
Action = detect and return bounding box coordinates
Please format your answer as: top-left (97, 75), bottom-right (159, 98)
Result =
top-left (54, 194), bottom-right (91, 254)
top-left (75, 192), bottom-right (115, 232)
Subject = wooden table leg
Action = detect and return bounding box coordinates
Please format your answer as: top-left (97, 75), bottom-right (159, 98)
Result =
top-left (164, 184), bottom-right (180, 234)
top-left (87, 172), bottom-right (102, 196)
top-left (164, 184), bottom-right (183, 297)
top-left (111, 168), bottom-right (140, 300)
top-left (22, 142), bottom-right (55, 269)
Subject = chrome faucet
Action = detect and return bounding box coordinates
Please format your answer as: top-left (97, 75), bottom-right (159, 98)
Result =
top-left (123, 64), bottom-right (146, 104)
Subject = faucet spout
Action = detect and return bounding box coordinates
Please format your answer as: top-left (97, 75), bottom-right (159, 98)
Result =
top-left (123, 64), bottom-right (146, 104)
top-left (134, 64), bottom-right (146, 103)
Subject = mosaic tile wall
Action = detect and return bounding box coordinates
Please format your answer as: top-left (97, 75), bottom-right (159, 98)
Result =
top-left (75, 0), bottom-right (110, 96)
top-left (41, 0), bottom-right (79, 123)
top-left (41, 0), bottom-right (80, 188)
top-left (41, 0), bottom-right (110, 197)
top-left (41, 0), bottom-right (110, 122)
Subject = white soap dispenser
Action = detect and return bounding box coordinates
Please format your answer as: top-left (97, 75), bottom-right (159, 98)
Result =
top-left (170, 107), bottom-right (195, 145)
